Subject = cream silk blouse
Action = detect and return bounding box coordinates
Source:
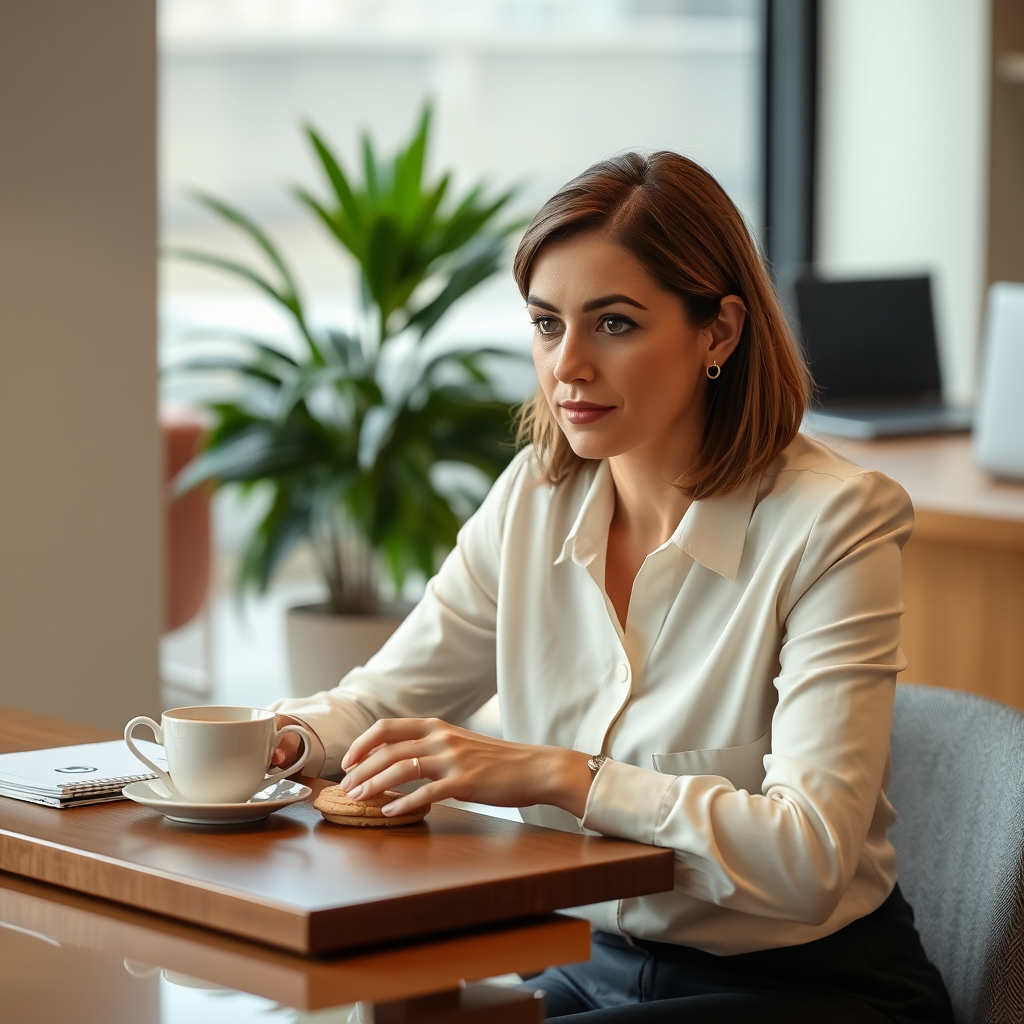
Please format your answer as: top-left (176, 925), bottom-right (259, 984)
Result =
top-left (269, 432), bottom-right (913, 955)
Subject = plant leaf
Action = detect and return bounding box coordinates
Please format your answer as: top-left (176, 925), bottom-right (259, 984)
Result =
top-left (361, 131), bottom-right (379, 199)
top-left (417, 346), bottom-right (529, 389)
top-left (406, 236), bottom-right (507, 338)
top-left (163, 248), bottom-right (293, 311)
top-left (238, 486), bottom-right (312, 594)
top-left (172, 425), bottom-right (324, 493)
top-left (274, 364), bottom-right (355, 424)
top-left (292, 185), bottom-right (362, 259)
top-left (324, 329), bottom-right (365, 374)
top-left (304, 125), bottom-right (364, 231)
top-left (172, 330), bottom-right (300, 369)
top-left (167, 354), bottom-right (288, 386)
top-left (187, 190), bottom-right (302, 302)
top-left (393, 105), bottom-right (431, 224)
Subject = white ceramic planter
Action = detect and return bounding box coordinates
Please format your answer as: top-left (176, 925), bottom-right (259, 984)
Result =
top-left (285, 603), bottom-right (409, 698)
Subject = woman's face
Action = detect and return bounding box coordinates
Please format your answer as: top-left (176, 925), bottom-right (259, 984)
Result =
top-left (527, 231), bottom-right (743, 466)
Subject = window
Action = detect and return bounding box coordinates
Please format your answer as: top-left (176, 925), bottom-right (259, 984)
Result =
top-left (158, 0), bottom-right (765, 705)
top-left (161, 0), bottom-right (764, 344)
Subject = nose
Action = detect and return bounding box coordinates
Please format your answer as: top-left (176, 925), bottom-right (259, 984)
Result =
top-left (553, 323), bottom-right (595, 385)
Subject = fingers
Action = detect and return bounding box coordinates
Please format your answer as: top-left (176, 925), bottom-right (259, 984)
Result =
top-left (341, 738), bottom-right (425, 794)
top-left (271, 731), bottom-right (303, 768)
top-left (379, 778), bottom-right (455, 818)
top-left (345, 755), bottom-right (430, 801)
top-left (341, 718), bottom-right (437, 771)
top-left (334, 717), bottom-right (548, 813)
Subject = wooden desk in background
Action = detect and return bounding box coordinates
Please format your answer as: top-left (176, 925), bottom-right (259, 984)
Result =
top-left (821, 434), bottom-right (1024, 710)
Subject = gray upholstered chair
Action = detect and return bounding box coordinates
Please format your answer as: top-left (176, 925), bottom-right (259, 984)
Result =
top-left (889, 683), bottom-right (1024, 1023)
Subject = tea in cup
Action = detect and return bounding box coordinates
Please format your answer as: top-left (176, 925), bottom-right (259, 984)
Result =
top-left (124, 706), bottom-right (312, 804)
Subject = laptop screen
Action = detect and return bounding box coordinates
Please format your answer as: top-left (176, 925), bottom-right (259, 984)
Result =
top-left (794, 276), bottom-right (943, 402)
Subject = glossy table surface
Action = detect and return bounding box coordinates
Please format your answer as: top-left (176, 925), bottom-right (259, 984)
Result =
top-left (0, 711), bottom-right (673, 955)
top-left (0, 709), bottom-right (595, 1020)
top-left (0, 869), bottom-right (589, 1019)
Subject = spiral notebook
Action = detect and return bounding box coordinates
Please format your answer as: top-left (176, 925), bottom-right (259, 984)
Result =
top-left (0, 740), bottom-right (165, 808)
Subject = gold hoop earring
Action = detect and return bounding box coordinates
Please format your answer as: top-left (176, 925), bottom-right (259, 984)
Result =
top-left (706, 361), bottom-right (721, 379)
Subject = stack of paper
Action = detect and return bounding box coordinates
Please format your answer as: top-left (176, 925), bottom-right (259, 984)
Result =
top-left (0, 740), bottom-right (165, 808)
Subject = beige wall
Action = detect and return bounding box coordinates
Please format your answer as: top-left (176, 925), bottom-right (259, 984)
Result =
top-left (0, 2), bottom-right (161, 729)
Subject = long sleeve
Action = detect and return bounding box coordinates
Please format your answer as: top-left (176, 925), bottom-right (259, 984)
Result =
top-left (581, 470), bottom-right (912, 926)
top-left (269, 430), bottom-right (913, 953)
top-left (268, 450), bottom-right (529, 776)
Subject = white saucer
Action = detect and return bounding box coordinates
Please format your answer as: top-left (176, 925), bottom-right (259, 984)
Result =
top-left (121, 778), bottom-right (312, 824)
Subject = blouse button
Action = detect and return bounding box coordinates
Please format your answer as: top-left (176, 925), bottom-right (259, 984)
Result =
top-left (616, 661), bottom-right (629, 682)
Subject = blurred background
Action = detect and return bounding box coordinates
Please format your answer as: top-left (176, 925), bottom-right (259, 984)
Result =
top-left (2, 0), bottom-right (1003, 734)
top-left (7, 7), bottom-right (1024, 1017)
top-left (157, 0), bottom-right (765, 711)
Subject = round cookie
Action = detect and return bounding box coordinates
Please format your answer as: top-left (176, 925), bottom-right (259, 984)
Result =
top-left (314, 785), bottom-right (430, 827)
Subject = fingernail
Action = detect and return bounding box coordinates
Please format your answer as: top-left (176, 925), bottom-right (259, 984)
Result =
top-left (271, 750), bottom-right (283, 765)
top-left (348, 784), bottom-right (364, 800)
top-left (381, 802), bottom-right (397, 816)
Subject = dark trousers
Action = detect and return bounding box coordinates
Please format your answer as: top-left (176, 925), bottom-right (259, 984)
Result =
top-left (527, 885), bottom-right (953, 1023)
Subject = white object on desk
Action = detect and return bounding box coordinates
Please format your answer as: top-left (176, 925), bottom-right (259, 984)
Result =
top-left (976, 282), bottom-right (1024, 481)
top-left (121, 777), bottom-right (311, 824)
top-left (0, 740), bottom-right (163, 808)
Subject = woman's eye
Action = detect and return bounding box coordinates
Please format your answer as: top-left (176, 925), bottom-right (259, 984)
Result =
top-left (600, 315), bottom-right (635, 335)
top-left (533, 316), bottom-right (562, 335)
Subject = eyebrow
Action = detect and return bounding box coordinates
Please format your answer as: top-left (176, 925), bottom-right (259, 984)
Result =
top-left (526, 293), bottom-right (649, 314)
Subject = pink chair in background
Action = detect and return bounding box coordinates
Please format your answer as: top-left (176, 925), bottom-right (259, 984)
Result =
top-left (161, 407), bottom-right (213, 694)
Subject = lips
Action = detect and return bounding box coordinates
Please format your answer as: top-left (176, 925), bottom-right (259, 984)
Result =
top-left (560, 401), bottom-right (615, 425)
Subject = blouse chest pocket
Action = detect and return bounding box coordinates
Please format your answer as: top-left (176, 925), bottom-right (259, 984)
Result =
top-left (652, 728), bottom-right (772, 795)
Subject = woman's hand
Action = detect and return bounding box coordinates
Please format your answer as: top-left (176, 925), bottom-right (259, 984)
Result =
top-left (338, 718), bottom-right (596, 819)
top-left (270, 714), bottom-right (306, 770)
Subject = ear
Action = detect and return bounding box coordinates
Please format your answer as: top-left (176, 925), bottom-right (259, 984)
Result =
top-left (705, 296), bottom-right (746, 369)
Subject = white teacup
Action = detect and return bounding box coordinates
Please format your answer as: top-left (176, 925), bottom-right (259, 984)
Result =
top-left (124, 706), bottom-right (312, 805)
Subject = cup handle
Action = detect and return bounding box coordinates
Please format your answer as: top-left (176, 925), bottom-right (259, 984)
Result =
top-left (267, 724), bottom-right (313, 781)
top-left (124, 716), bottom-right (179, 798)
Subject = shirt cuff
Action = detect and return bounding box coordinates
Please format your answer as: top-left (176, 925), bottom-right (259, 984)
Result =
top-left (267, 695), bottom-right (374, 776)
top-left (581, 758), bottom-right (677, 845)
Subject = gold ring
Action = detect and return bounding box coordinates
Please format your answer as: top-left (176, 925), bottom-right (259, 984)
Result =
top-left (413, 757), bottom-right (421, 779)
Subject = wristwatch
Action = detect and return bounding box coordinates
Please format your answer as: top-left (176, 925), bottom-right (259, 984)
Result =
top-left (587, 754), bottom-right (609, 773)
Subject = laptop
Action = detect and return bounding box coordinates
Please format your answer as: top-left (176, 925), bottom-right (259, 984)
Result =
top-left (975, 282), bottom-right (1024, 480)
top-left (794, 275), bottom-right (973, 439)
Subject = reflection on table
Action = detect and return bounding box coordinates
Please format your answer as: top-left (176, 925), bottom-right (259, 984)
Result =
top-left (0, 870), bottom-right (589, 1022)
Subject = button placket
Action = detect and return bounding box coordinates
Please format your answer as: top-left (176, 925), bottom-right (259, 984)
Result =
top-left (573, 645), bottom-right (634, 755)
top-left (622, 546), bottom-right (692, 687)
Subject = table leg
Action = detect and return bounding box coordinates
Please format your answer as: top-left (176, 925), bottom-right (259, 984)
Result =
top-left (371, 981), bottom-right (545, 1022)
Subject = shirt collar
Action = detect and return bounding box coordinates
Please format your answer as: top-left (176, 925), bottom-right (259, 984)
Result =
top-left (554, 460), bottom-right (616, 569)
top-left (674, 474), bottom-right (760, 581)
top-left (555, 460), bottom-right (760, 581)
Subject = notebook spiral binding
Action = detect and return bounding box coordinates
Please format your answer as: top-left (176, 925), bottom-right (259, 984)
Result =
top-left (56, 772), bottom-right (157, 796)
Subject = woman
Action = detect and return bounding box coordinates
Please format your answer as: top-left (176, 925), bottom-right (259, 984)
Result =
top-left (270, 152), bottom-right (952, 1022)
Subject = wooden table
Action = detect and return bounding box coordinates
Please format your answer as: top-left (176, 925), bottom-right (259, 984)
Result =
top-left (0, 712), bottom-right (671, 955)
top-left (0, 709), bottom-right (672, 1021)
top-left (818, 433), bottom-right (1024, 709)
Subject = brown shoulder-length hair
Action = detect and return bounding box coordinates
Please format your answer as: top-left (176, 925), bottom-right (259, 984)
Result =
top-left (513, 151), bottom-right (810, 500)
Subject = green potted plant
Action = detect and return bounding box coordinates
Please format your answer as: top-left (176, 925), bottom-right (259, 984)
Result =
top-left (166, 107), bottom-right (524, 696)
